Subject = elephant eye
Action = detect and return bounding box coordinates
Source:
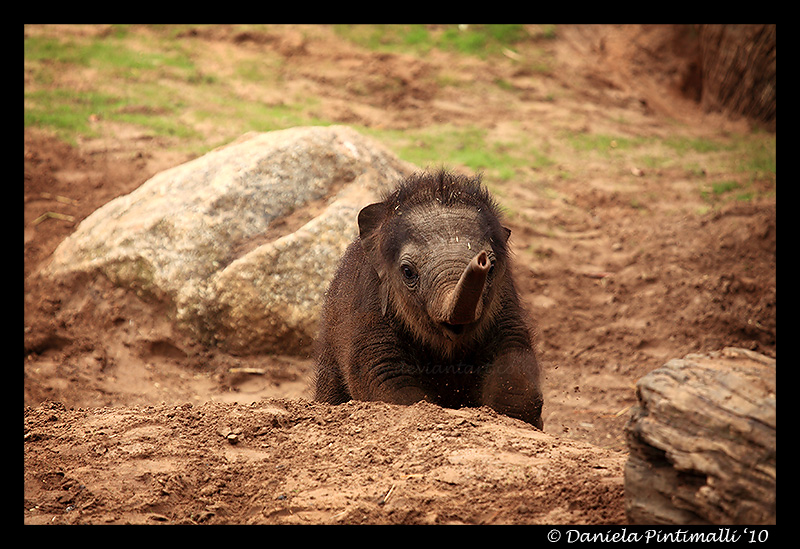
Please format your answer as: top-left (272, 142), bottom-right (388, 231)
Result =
top-left (400, 263), bottom-right (418, 286)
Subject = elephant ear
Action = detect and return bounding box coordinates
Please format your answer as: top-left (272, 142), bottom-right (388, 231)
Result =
top-left (358, 202), bottom-right (390, 316)
top-left (358, 201), bottom-right (385, 264)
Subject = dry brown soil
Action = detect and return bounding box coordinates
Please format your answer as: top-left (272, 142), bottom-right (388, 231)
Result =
top-left (24, 25), bottom-right (776, 525)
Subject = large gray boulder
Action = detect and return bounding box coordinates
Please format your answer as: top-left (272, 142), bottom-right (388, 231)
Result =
top-left (43, 126), bottom-right (416, 354)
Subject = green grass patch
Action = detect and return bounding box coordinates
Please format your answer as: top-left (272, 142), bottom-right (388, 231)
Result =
top-left (734, 134), bottom-right (776, 177)
top-left (565, 131), bottom-right (776, 178)
top-left (24, 30), bottom-right (315, 146)
top-left (25, 31), bottom-right (203, 142)
top-left (700, 179), bottom-right (745, 205)
top-left (24, 89), bottom-right (123, 138)
top-left (439, 24), bottom-right (530, 57)
top-left (373, 125), bottom-right (554, 183)
top-left (25, 34), bottom-right (196, 77)
top-left (203, 98), bottom-right (326, 135)
top-left (662, 136), bottom-right (729, 155)
top-left (333, 25), bottom-right (434, 53)
top-left (334, 24), bottom-right (532, 58)
top-left (24, 85), bottom-right (202, 143)
top-left (711, 180), bottom-right (741, 195)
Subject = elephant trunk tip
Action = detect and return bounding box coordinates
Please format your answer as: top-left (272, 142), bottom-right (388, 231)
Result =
top-left (445, 250), bottom-right (491, 326)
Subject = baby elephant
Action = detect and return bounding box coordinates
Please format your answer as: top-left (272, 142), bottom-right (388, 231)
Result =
top-left (314, 171), bottom-right (543, 429)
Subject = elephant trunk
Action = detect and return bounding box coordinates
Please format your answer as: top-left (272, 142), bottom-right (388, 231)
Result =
top-left (445, 251), bottom-right (490, 325)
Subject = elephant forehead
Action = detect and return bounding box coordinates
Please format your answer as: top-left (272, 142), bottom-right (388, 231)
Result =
top-left (404, 206), bottom-right (488, 245)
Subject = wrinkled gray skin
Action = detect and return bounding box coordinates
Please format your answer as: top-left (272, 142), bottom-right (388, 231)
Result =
top-left (314, 171), bottom-right (543, 428)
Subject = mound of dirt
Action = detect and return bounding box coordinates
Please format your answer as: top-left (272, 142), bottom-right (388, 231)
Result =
top-left (24, 25), bottom-right (775, 525)
top-left (24, 399), bottom-right (626, 524)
